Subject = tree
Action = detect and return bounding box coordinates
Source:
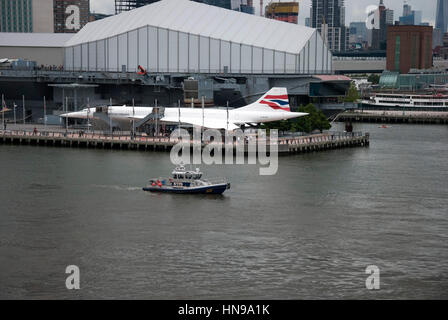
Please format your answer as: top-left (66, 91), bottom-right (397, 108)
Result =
top-left (368, 74), bottom-right (380, 85)
top-left (293, 104), bottom-right (331, 133)
top-left (262, 103), bottom-right (331, 134)
top-left (344, 83), bottom-right (360, 102)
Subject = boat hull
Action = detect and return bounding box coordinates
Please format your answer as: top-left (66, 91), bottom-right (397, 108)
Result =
top-left (143, 183), bottom-right (230, 195)
top-left (360, 102), bottom-right (448, 112)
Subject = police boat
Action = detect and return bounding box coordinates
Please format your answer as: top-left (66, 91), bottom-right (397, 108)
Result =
top-left (143, 164), bottom-right (230, 194)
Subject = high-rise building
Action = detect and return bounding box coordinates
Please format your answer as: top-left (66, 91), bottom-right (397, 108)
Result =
top-left (265, 2), bottom-right (299, 24)
top-left (349, 22), bottom-right (368, 45)
top-left (0, 0), bottom-right (89, 33)
top-left (385, 9), bottom-right (394, 26)
top-left (433, 28), bottom-right (443, 48)
top-left (115, 0), bottom-right (159, 14)
top-left (115, 0), bottom-right (254, 14)
top-left (403, 2), bottom-right (412, 17)
top-left (436, 0), bottom-right (448, 33)
top-left (399, 2), bottom-right (422, 26)
top-left (54, 0), bottom-right (89, 33)
top-left (194, 0), bottom-right (255, 14)
top-left (371, 0), bottom-right (393, 50)
top-left (0, 0), bottom-right (54, 33)
top-left (310, 0), bottom-right (348, 52)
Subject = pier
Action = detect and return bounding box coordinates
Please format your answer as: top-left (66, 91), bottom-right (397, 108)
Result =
top-left (0, 129), bottom-right (369, 155)
top-left (336, 110), bottom-right (448, 124)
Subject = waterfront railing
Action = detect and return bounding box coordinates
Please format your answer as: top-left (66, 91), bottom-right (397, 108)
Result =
top-left (0, 129), bottom-right (366, 147)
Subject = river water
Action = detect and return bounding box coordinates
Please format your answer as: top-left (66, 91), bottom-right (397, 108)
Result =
top-left (0, 123), bottom-right (447, 299)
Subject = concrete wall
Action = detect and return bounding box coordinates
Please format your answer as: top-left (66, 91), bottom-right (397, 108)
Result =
top-left (333, 58), bottom-right (448, 74)
top-left (32, 0), bottom-right (54, 33)
top-left (0, 47), bottom-right (64, 66)
top-left (333, 59), bottom-right (387, 73)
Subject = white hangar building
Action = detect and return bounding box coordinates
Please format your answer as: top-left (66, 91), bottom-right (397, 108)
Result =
top-left (64, 0), bottom-right (333, 75)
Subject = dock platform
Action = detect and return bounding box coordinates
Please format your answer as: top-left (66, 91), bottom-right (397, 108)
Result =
top-left (0, 130), bottom-right (370, 155)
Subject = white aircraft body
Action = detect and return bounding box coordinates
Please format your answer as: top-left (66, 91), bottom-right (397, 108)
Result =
top-left (61, 88), bottom-right (308, 131)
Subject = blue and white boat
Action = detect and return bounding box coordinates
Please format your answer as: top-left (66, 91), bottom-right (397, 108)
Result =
top-left (143, 165), bottom-right (230, 195)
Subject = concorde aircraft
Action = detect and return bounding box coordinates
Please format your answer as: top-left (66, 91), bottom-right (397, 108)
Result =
top-left (60, 88), bottom-right (308, 131)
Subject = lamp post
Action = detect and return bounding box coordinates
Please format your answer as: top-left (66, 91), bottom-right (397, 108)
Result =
top-left (109, 98), bottom-right (112, 136)
top-left (43, 96), bottom-right (47, 131)
top-left (155, 99), bottom-right (158, 137)
top-left (23, 95), bottom-right (25, 124)
top-left (87, 97), bottom-right (90, 133)
top-left (1, 94), bottom-right (4, 132)
top-left (13, 103), bottom-right (17, 125)
top-left (132, 98), bottom-right (135, 140)
top-left (65, 96), bottom-right (69, 132)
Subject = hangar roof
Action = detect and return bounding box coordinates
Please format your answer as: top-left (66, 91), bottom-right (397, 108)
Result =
top-left (66, 0), bottom-right (316, 54)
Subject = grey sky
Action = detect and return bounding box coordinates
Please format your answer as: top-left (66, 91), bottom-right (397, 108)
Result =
top-left (90, 0), bottom-right (437, 26)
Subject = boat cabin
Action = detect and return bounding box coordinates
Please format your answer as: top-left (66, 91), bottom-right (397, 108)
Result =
top-left (171, 165), bottom-right (203, 181)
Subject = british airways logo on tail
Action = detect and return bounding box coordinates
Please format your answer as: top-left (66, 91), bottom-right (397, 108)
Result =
top-left (259, 95), bottom-right (290, 111)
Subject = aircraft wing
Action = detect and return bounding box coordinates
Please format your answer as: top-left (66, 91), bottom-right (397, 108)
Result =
top-left (162, 116), bottom-right (240, 131)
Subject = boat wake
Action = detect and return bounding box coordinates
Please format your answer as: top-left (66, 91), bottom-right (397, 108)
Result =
top-left (92, 184), bottom-right (142, 192)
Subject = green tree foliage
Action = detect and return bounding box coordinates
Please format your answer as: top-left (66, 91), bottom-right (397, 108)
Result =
top-left (262, 104), bottom-right (331, 134)
top-left (344, 83), bottom-right (360, 102)
top-left (368, 74), bottom-right (380, 84)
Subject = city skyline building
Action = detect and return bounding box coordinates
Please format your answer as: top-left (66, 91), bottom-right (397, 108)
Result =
top-left (371, 0), bottom-right (393, 50)
top-left (115, 0), bottom-right (254, 15)
top-left (0, 0), bottom-right (54, 33)
top-left (114, 0), bottom-right (158, 14)
top-left (0, 0), bottom-right (89, 33)
top-left (349, 21), bottom-right (368, 48)
top-left (310, 0), bottom-right (349, 52)
top-left (433, 0), bottom-right (448, 48)
top-left (436, 0), bottom-right (448, 33)
top-left (54, 0), bottom-right (89, 33)
top-left (399, 2), bottom-right (422, 26)
top-left (265, 2), bottom-right (299, 24)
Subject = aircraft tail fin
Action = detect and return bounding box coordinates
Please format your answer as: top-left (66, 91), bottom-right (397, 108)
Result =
top-left (240, 88), bottom-right (291, 112)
